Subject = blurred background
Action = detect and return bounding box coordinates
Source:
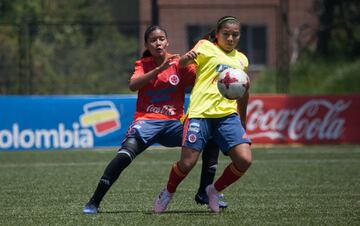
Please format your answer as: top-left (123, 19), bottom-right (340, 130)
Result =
top-left (0, 0), bottom-right (359, 95)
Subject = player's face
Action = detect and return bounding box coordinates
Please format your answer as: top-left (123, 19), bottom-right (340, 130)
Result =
top-left (216, 23), bottom-right (240, 53)
top-left (145, 29), bottom-right (169, 57)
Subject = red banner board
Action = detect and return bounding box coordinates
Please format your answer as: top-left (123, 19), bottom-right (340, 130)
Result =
top-left (247, 95), bottom-right (360, 144)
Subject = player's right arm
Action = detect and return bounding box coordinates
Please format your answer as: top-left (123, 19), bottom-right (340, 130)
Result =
top-left (129, 55), bottom-right (179, 91)
top-left (179, 50), bottom-right (199, 68)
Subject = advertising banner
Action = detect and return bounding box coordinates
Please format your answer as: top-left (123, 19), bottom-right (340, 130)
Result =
top-left (0, 95), bottom-right (136, 150)
top-left (0, 94), bottom-right (359, 151)
top-left (247, 95), bottom-right (360, 144)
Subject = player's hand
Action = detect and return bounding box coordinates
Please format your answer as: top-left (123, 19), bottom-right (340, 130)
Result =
top-left (158, 54), bottom-right (179, 71)
top-left (179, 51), bottom-right (200, 67)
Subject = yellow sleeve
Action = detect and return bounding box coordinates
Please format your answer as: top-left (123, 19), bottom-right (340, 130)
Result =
top-left (192, 40), bottom-right (211, 66)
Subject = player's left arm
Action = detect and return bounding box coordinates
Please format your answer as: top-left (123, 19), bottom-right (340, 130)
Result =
top-left (236, 52), bottom-right (249, 129)
top-left (237, 89), bottom-right (249, 130)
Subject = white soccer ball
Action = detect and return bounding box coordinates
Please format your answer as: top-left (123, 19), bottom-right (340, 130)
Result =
top-left (217, 68), bottom-right (250, 100)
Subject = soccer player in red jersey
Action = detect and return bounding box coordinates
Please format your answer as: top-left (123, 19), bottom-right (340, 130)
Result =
top-left (83, 25), bottom-right (226, 214)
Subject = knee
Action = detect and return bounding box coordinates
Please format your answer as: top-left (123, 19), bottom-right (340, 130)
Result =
top-left (240, 148), bottom-right (252, 169)
top-left (119, 137), bottom-right (144, 160)
top-left (178, 159), bottom-right (197, 173)
top-left (230, 144), bottom-right (252, 171)
top-left (241, 148), bottom-right (252, 166)
top-left (241, 156), bottom-right (252, 170)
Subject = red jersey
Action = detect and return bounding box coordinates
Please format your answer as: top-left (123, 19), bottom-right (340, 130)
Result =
top-left (130, 56), bottom-right (195, 121)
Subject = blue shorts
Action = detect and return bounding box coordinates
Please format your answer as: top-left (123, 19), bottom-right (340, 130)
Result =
top-left (183, 114), bottom-right (251, 155)
top-left (123, 120), bottom-right (182, 148)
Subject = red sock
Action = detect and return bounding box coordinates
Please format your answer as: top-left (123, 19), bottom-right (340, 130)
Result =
top-left (214, 163), bottom-right (245, 192)
top-left (166, 162), bottom-right (188, 193)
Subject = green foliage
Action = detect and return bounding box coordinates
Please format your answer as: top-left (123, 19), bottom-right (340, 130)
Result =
top-left (0, 146), bottom-right (359, 225)
top-left (249, 69), bottom-right (278, 94)
top-left (31, 25), bottom-right (137, 94)
top-left (314, 0), bottom-right (360, 59)
top-left (0, 32), bottom-right (18, 93)
top-left (251, 58), bottom-right (360, 94)
top-left (0, 0), bottom-right (138, 94)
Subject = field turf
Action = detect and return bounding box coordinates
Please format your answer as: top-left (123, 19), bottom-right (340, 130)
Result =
top-left (0, 145), bottom-right (359, 225)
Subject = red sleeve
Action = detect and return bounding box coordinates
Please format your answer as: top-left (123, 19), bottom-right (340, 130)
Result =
top-left (178, 64), bottom-right (196, 86)
top-left (130, 60), bottom-right (144, 80)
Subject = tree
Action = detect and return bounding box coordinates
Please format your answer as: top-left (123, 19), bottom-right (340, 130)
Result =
top-left (315, 0), bottom-right (360, 59)
top-left (0, 0), bottom-right (138, 94)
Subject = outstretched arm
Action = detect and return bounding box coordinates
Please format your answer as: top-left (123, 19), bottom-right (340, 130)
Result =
top-left (129, 55), bottom-right (179, 91)
top-left (179, 50), bottom-right (199, 68)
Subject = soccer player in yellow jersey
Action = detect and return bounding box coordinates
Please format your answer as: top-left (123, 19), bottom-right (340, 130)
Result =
top-left (154, 16), bottom-right (252, 213)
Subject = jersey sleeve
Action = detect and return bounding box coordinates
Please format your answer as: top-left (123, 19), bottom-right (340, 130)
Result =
top-left (178, 63), bottom-right (196, 86)
top-left (238, 52), bottom-right (249, 72)
top-left (191, 39), bottom-right (209, 66)
top-left (130, 60), bottom-right (144, 80)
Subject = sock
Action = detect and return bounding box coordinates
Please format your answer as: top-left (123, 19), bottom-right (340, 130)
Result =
top-left (214, 163), bottom-right (245, 192)
top-left (197, 140), bottom-right (219, 194)
top-left (90, 152), bottom-right (132, 205)
top-left (166, 162), bottom-right (188, 193)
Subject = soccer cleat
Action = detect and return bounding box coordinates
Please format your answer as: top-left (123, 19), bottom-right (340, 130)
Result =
top-left (83, 201), bottom-right (99, 214)
top-left (153, 188), bottom-right (174, 213)
top-left (205, 184), bottom-right (220, 213)
top-left (195, 192), bottom-right (228, 209)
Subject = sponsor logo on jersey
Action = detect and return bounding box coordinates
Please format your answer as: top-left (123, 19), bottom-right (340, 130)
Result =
top-left (188, 122), bottom-right (200, 133)
top-left (215, 64), bottom-right (231, 73)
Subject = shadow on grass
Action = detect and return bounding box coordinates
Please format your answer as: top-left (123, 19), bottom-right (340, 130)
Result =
top-left (99, 210), bottom-right (217, 215)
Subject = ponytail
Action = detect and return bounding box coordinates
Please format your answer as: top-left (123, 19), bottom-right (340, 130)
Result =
top-left (202, 29), bottom-right (217, 42)
top-left (142, 50), bottom-right (152, 58)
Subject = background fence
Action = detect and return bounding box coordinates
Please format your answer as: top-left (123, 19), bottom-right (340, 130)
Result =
top-left (0, 22), bottom-right (139, 95)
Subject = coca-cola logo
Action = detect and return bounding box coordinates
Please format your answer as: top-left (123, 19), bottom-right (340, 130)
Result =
top-left (146, 104), bottom-right (176, 116)
top-left (247, 99), bottom-right (351, 141)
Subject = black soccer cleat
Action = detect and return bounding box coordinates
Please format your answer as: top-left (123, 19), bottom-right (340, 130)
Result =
top-left (83, 201), bottom-right (100, 214)
top-left (195, 192), bottom-right (228, 209)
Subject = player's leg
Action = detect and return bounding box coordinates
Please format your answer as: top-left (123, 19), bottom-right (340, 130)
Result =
top-left (196, 139), bottom-right (219, 195)
top-left (83, 137), bottom-right (145, 214)
top-left (213, 143), bottom-right (252, 192)
top-left (84, 120), bottom-right (163, 214)
top-left (194, 139), bottom-right (228, 208)
top-left (154, 118), bottom-right (210, 213)
top-left (156, 119), bottom-right (206, 194)
top-left (154, 146), bottom-right (200, 213)
top-left (206, 114), bottom-right (252, 213)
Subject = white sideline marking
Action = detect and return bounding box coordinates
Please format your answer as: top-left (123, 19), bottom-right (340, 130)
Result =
top-left (0, 159), bottom-right (358, 168)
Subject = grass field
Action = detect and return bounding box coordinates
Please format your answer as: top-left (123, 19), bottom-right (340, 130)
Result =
top-left (0, 145), bottom-right (359, 226)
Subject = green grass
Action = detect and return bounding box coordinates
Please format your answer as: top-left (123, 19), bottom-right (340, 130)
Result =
top-left (1, 146), bottom-right (359, 226)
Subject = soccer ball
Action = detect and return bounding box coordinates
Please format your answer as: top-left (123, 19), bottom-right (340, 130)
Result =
top-left (217, 68), bottom-right (250, 100)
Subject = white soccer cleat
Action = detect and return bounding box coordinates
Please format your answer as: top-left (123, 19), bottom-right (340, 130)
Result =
top-left (206, 184), bottom-right (220, 213)
top-left (153, 188), bottom-right (174, 213)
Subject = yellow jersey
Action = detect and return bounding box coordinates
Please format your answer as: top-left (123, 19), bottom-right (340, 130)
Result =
top-left (188, 39), bottom-right (249, 118)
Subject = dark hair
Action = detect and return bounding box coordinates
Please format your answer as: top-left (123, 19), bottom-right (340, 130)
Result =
top-left (202, 16), bottom-right (241, 43)
top-left (142, 25), bottom-right (168, 58)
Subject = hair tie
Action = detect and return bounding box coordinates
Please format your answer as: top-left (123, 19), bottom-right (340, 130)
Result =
top-left (217, 16), bottom-right (240, 26)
